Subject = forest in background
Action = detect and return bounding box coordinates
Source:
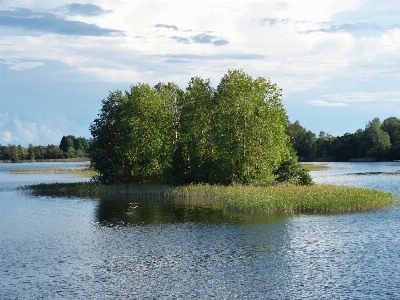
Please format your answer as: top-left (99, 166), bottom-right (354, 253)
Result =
top-left (287, 117), bottom-right (400, 161)
top-left (0, 135), bottom-right (89, 162)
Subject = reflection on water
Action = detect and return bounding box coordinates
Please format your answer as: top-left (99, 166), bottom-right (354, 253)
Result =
top-left (96, 195), bottom-right (287, 226)
top-left (1, 161), bottom-right (400, 298)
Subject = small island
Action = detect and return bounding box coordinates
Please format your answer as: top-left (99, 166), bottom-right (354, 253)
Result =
top-left (26, 69), bottom-right (394, 213)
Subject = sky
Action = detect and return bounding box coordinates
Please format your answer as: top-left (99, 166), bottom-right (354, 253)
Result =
top-left (1, 0), bottom-right (400, 147)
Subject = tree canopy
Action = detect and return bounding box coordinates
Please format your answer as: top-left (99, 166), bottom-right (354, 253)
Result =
top-left (287, 117), bottom-right (400, 161)
top-left (89, 69), bottom-right (311, 185)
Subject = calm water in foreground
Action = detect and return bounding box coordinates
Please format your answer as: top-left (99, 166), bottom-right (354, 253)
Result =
top-left (1, 162), bottom-right (400, 299)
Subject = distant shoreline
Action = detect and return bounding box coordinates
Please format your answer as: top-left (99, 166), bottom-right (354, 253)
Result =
top-left (0, 158), bottom-right (89, 163)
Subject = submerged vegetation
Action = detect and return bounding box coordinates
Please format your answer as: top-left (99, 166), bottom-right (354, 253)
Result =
top-left (25, 182), bottom-right (393, 214)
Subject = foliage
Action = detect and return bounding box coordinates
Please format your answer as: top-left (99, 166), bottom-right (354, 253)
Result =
top-left (173, 77), bottom-right (215, 184)
top-left (288, 117), bottom-right (400, 161)
top-left (274, 155), bottom-right (314, 185)
top-left (0, 136), bottom-right (88, 162)
top-left (286, 121), bottom-right (316, 160)
top-left (59, 135), bottom-right (89, 158)
top-left (212, 70), bottom-right (290, 184)
top-left (89, 84), bottom-right (176, 183)
top-left (89, 69), bottom-right (306, 185)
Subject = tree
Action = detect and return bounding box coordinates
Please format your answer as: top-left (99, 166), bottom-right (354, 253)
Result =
top-left (34, 145), bottom-right (46, 160)
top-left (0, 145), bottom-right (8, 161)
top-left (361, 118), bottom-right (391, 160)
top-left (59, 135), bottom-right (75, 157)
top-left (89, 84), bottom-right (175, 183)
top-left (382, 117), bottom-right (400, 146)
top-left (89, 70), bottom-right (310, 185)
top-left (174, 77), bottom-right (216, 184)
top-left (74, 137), bottom-right (89, 155)
top-left (45, 145), bottom-right (64, 159)
top-left (8, 144), bottom-right (20, 162)
top-left (286, 121), bottom-right (316, 161)
top-left (153, 82), bottom-right (184, 180)
top-left (212, 69), bottom-right (291, 184)
top-left (28, 144), bottom-right (35, 161)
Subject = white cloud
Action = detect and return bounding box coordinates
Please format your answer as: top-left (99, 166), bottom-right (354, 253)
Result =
top-left (13, 119), bottom-right (38, 143)
top-left (323, 91), bottom-right (400, 103)
top-left (1, 0), bottom-right (400, 140)
top-left (307, 100), bottom-right (349, 107)
top-left (38, 125), bottom-right (62, 144)
top-left (0, 112), bottom-right (10, 128)
top-left (8, 61), bottom-right (45, 71)
top-left (76, 67), bottom-right (142, 83)
top-left (2, 131), bottom-right (12, 143)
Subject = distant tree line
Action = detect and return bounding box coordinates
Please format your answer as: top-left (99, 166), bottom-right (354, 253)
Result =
top-left (287, 117), bottom-right (400, 161)
top-left (0, 135), bottom-right (89, 162)
top-left (89, 69), bottom-right (312, 185)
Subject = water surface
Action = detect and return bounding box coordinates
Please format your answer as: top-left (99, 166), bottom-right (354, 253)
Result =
top-left (1, 161), bottom-right (400, 299)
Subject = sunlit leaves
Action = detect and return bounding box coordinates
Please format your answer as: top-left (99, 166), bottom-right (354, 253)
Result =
top-left (89, 70), bottom-right (295, 185)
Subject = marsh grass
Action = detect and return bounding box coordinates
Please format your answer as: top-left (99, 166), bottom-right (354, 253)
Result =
top-left (300, 164), bottom-right (330, 171)
top-left (25, 182), bottom-right (393, 214)
top-left (10, 167), bottom-right (98, 178)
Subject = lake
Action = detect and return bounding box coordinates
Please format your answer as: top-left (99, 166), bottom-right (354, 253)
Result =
top-left (1, 161), bottom-right (400, 299)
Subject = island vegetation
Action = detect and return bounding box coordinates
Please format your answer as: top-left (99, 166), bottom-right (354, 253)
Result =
top-left (23, 69), bottom-right (396, 214)
top-left (88, 69), bottom-right (311, 186)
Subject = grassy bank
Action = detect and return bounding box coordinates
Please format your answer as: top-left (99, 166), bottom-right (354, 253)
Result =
top-left (10, 167), bottom-right (98, 178)
top-left (25, 182), bottom-right (393, 214)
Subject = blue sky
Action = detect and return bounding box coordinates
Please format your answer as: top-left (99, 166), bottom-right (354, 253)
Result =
top-left (1, 0), bottom-right (400, 147)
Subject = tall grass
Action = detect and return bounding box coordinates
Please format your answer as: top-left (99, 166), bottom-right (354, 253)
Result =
top-left (10, 168), bottom-right (98, 178)
top-left (25, 182), bottom-right (393, 214)
top-left (300, 163), bottom-right (330, 171)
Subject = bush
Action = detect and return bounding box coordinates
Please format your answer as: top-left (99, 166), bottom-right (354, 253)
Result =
top-left (274, 158), bottom-right (314, 185)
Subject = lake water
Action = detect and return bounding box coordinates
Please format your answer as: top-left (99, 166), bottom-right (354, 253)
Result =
top-left (1, 162), bottom-right (400, 299)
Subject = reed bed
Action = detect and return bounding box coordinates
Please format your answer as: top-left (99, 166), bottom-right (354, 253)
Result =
top-left (25, 182), bottom-right (393, 214)
top-left (300, 164), bottom-right (330, 171)
top-left (10, 168), bottom-right (98, 178)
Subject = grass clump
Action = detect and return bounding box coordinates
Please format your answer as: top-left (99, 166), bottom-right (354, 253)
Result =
top-left (300, 164), bottom-right (330, 171)
top-left (10, 167), bottom-right (98, 178)
top-left (25, 182), bottom-right (393, 214)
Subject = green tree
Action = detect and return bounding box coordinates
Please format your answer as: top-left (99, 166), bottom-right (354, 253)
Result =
top-left (34, 145), bottom-right (46, 160)
top-left (174, 77), bottom-right (216, 184)
top-left (153, 82), bottom-right (184, 179)
top-left (274, 148), bottom-right (313, 185)
top-left (381, 117), bottom-right (400, 160)
top-left (0, 145), bottom-right (8, 161)
top-left (46, 145), bottom-right (64, 159)
top-left (89, 84), bottom-right (174, 183)
top-left (361, 118), bottom-right (391, 160)
top-left (212, 69), bottom-right (291, 184)
top-left (28, 144), bottom-right (35, 161)
top-left (89, 70), bottom-right (310, 185)
top-left (59, 135), bottom-right (75, 157)
top-left (8, 144), bottom-right (20, 162)
top-left (286, 121), bottom-right (316, 161)
top-left (73, 137), bottom-right (89, 156)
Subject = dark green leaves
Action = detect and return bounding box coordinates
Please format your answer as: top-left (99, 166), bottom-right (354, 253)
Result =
top-left (89, 70), bottom-right (305, 185)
